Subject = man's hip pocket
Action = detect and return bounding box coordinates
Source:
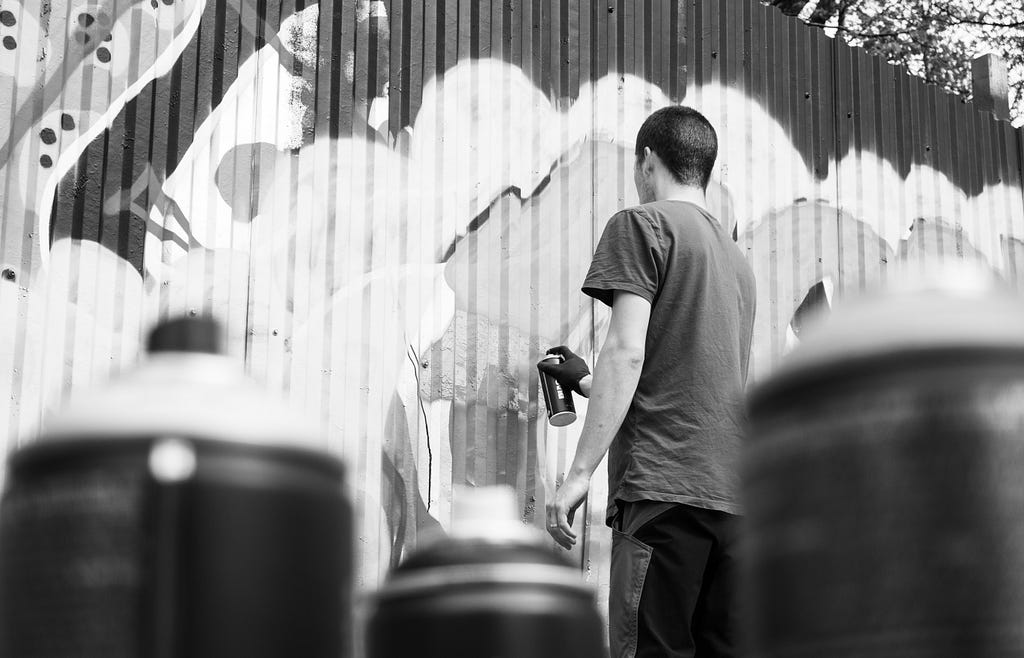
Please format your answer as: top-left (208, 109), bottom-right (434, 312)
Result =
top-left (609, 528), bottom-right (653, 658)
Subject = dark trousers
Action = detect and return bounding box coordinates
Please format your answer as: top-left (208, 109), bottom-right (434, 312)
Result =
top-left (609, 501), bottom-right (739, 658)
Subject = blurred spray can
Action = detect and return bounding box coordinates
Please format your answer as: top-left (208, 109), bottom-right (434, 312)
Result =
top-left (743, 269), bottom-right (1024, 657)
top-left (0, 316), bottom-right (352, 658)
top-left (366, 485), bottom-right (604, 658)
top-left (538, 354), bottom-right (577, 427)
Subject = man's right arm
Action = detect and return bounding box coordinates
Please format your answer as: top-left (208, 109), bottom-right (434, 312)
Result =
top-left (545, 291), bottom-right (651, 549)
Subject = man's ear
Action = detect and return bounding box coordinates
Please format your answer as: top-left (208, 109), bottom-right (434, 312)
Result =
top-left (642, 147), bottom-right (656, 173)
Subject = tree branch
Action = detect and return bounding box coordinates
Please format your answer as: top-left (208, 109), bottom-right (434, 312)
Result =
top-left (939, 17), bottom-right (1024, 29)
top-left (803, 22), bottom-right (916, 39)
top-left (805, 13), bottom-right (1022, 38)
top-left (936, 3), bottom-right (1024, 29)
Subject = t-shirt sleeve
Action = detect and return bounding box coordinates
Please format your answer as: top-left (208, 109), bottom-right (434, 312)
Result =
top-left (582, 208), bottom-right (663, 307)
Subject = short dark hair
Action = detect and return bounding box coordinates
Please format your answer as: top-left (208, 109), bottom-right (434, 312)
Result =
top-left (634, 106), bottom-right (718, 189)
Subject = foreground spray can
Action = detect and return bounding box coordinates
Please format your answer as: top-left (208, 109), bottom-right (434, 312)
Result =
top-left (367, 486), bottom-right (604, 658)
top-left (744, 269), bottom-right (1024, 658)
top-left (0, 316), bottom-right (352, 658)
top-left (538, 354), bottom-right (577, 427)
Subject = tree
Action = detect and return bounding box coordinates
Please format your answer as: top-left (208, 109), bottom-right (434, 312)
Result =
top-left (768, 0), bottom-right (1024, 123)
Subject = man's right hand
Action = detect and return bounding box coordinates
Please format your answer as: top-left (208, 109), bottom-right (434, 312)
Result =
top-left (546, 472), bottom-right (590, 549)
top-left (537, 346), bottom-right (591, 397)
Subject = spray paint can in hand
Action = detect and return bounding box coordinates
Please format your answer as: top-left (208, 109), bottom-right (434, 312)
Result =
top-left (538, 354), bottom-right (577, 427)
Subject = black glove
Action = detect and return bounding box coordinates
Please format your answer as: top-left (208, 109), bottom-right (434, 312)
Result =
top-left (537, 346), bottom-right (591, 396)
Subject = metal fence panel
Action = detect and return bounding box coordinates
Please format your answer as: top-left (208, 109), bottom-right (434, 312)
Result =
top-left (0, 0), bottom-right (1021, 627)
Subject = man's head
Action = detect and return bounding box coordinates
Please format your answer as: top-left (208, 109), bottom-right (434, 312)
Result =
top-left (633, 106), bottom-right (718, 203)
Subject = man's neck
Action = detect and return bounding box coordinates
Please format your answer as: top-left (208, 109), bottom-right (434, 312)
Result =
top-left (651, 185), bottom-right (708, 210)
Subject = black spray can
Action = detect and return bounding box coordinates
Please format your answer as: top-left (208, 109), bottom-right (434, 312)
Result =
top-left (538, 354), bottom-right (577, 427)
top-left (367, 486), bottom-right (604, 658)
top-left (744, 270), bottom-right (1024, 658)
top-left (0, 316), bottom-right (353, 658)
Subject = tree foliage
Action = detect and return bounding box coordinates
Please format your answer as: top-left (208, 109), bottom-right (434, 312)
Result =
top-left (768, 0), bottom-right (1024, 123)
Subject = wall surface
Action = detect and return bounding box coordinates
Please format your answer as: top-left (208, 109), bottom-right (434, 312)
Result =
top-left (1, 0), bottom-right (1022, 617)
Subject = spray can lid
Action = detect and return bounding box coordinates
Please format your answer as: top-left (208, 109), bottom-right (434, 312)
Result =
top-left (38, 315), bottom-right (324, 450)
top-left (748, 264), bottom-right (1024, 414)
top-left (374, 486), bottom-right (591, 600)
top-left (146, 316), bottom-right (222, 354)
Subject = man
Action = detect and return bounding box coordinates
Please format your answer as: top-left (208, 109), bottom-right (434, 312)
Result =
top-left (539, 106), bottom-right (755, 658)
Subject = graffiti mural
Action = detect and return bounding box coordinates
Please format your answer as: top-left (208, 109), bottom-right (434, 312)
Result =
top-left (1, 0), bottom-right (1022, 620)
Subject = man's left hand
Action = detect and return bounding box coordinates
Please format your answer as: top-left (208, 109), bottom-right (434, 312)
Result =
top-left (546, 473), bottom-right (590, 550)
top-left (538, 346), bottom-right (592, 396)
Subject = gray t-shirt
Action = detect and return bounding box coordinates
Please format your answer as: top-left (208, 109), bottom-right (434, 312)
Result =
top-left (582, 200), bottom-right (756, 518)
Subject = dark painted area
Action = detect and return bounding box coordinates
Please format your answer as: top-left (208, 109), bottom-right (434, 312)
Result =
top-left (10, 0), bottom-right (1023, 581)
top-left (47, 0), bottom-right (1023, 274)
top-left (48, 0), bottom-right (340, 271)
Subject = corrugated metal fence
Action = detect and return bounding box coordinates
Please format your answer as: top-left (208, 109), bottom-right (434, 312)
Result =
top-left (1, 0), bottom-right (1022, 613)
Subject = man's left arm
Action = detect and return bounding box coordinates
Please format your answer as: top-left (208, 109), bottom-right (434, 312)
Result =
top-left (545, 290), bottom-right (651, 549)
